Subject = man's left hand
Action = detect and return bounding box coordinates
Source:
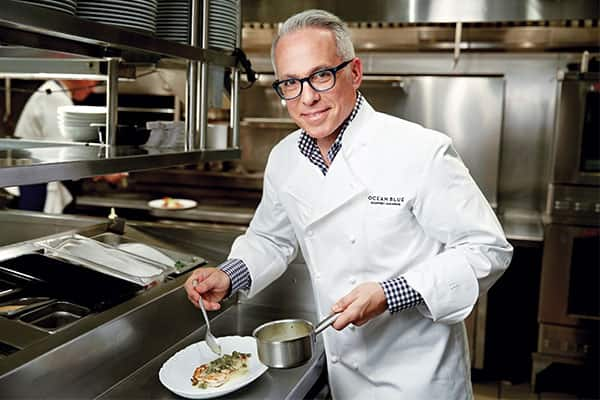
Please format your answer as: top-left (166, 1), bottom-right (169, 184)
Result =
top-left (331, 282), bottom-right (388, 330)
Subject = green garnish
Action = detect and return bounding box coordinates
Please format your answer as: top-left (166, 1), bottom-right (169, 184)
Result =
top-left (174, 260), bottom-right (186, 270)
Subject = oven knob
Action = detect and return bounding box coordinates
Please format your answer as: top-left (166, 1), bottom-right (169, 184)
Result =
top-left (554, 200), bottom-right (570, 210)
top-left (574, 202), bottom-right (590, 212)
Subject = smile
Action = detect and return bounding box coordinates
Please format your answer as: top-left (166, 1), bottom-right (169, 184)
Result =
top-left (301, 108), bottom-right (330, 122)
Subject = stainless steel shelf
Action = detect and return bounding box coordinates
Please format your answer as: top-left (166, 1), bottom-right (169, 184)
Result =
top-left (0, 1), bottom-right (243, 184)
top-left (0, 0), bottom-right (237, 67)
top-left (0, 139), bottom-right (241, 187)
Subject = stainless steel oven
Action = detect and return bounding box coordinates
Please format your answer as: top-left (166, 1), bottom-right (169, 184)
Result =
top-left (532, 71), bottom-right (600, 395)
top-left (533, 184), bottom-right (600, 394)
top-left (539, 215), bottom-right (600, 328)
top-left (551, 72), bottom-right (600, 186)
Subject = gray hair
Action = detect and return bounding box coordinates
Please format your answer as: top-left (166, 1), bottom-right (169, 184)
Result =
top-left (271, 9), bottom-right (355, 75)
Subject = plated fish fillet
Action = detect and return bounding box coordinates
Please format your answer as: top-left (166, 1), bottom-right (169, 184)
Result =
top-left (191, 351), bottom-right (251, 389)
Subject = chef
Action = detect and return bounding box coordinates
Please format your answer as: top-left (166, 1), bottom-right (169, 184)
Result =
top-left (185, 9), bottom-right (513, 399)
top-left (11, 80), bottom-right (124, 212)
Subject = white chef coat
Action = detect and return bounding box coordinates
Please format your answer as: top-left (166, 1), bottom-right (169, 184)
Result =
top-left (14, 80), bottom-right (72, 140)
top-left (229, 100), bottom-right (513, 399)
top-left (14, 80), bottom-right (73, 213)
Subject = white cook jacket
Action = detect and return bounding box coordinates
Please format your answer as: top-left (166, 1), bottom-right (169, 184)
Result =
top-left (229, 100), bottom-right (513, 399)
top-left (14, 80), bottom-right (71, 141)
top-left (14, 81), bottom-right (73, 213)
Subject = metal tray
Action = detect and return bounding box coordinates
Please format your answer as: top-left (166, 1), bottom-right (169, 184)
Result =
top-left (91, 232), bottom-right (206, 275)
top-left (36, 234), bottom-right (172, 286)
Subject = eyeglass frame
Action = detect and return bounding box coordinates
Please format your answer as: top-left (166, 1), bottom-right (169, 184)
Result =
top-left (272, 59), bottom-right (354, 101)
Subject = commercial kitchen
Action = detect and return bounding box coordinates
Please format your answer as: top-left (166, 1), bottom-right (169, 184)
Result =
top-left (0, 0), bottom-right (598, 399)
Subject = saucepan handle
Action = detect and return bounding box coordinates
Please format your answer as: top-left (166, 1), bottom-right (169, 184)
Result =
top-left (314, 312), bottom-right (340, 335)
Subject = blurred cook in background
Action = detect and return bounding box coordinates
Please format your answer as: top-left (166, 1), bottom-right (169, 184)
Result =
top-left (15, 80), bottom-right (96, 140)
top-left (10, 79), bottom-right (126, 213)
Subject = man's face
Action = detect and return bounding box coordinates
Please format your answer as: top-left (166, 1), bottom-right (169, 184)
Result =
top-left (69, 80), bottom-right (97, 102)
top-left (273, 28), bottom-right (362, 141)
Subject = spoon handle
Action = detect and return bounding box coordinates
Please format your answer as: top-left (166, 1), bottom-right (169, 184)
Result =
top-left (198, 297), bottom-right (211, 329)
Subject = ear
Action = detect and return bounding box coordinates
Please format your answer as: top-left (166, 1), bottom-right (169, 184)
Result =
top-left (350, 57), bottom-right (363, 89)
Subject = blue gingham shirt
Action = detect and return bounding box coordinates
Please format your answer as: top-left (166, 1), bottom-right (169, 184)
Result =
top-left (219, 92), bottom-right (424, 314)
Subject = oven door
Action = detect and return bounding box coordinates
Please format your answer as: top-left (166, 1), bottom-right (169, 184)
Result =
top-left (552, 78), bottom-right (600, 186)
top-left (539, 223), bottom-right (600, 326)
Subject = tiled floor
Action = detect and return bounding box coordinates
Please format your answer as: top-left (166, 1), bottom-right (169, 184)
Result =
top-left (474, 382), bottom-right (579, 400)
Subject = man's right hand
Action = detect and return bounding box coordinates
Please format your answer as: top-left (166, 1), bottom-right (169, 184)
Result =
top-left (184, 267), bottom-right (232, 311)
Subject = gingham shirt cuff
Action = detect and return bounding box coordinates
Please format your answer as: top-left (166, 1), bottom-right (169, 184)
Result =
top-left (379, 276), bottom-right (424, 313)
top-left (218, 258), bottom-right (251, 296)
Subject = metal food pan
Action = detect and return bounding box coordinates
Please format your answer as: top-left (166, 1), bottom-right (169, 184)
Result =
top-left (0, 254), bottom-right (143, 312)
top-left (19, 301), bottom-right (90, 333)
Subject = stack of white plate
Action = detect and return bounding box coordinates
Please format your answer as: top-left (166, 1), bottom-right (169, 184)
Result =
top-left (208, 0), bottom-right (239, 51)
top-left (156, 0), bottom-right (190, 44)
top-left (77, 0), bottom-right (158, 36)
top-left (14, 0), bottom-right (77, 15)
top-left (57, 105), bottom-right (106, 142)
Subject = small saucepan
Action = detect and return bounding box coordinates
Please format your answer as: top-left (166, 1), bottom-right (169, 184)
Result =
top-left (252, 313), bottom-right (338, 368)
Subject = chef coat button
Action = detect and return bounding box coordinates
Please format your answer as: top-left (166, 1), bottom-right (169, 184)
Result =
top-left (352, 362), bottom-right (359, 370)
top-left (330, 355), bottom-right (339, 363)
top-left (315, 273), bottom-right (321, 280)
top-left (349, 236), bottom-right (356, 244)
top-left (307, 230), bottom-right (314, 237)
top-left (349, 277), bottom-right (357, 285)
top-left (349, 325), bottom-right (356, 331)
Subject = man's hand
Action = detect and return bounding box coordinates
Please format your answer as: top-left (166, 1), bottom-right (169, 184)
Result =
top-left (184, 267), bottom-right (232, 311)
top-left (331, 282), bottom-right (388, 330)
top-left (93, 173), bottom-right (128, 185)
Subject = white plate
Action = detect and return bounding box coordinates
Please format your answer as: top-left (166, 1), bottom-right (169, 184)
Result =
top-left (159, 336), bottom-right (268, 399)
top-left (58, 105), bottom-right (106, 114)
top-left (148, 198), bottom-right (197, 210)
top-left (77, 12), bottom-right (156, 26)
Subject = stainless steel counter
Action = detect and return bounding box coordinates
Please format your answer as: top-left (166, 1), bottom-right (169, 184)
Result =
top-left (73, 194), bottom-right (544, 243)
top-left (97, 304), bottom-right (325, 400)
top-left (76, 195), bottom-right (256, 226)
top-left (0, 212), bottom-right (322, 399)
top-left (499, 208), bottom-right (544, 244)
top-left (0, 210), bottom-right (101, 247)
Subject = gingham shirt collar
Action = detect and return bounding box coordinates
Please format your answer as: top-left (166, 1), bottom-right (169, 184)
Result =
top-left (298, 92), bottom-right (364, 175)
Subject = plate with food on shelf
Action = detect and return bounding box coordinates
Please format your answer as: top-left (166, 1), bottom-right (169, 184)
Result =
top-left (148, 197), bottom-right (197, 210)
top-left (159, 336), bottom-right (268, 399)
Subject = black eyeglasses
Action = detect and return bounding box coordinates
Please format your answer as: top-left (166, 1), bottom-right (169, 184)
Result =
top-left (272, 59), bottom-right (353, 101)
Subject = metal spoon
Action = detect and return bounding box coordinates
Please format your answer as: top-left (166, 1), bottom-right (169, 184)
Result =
top-left (198, 296), bottom-right (222, 355)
